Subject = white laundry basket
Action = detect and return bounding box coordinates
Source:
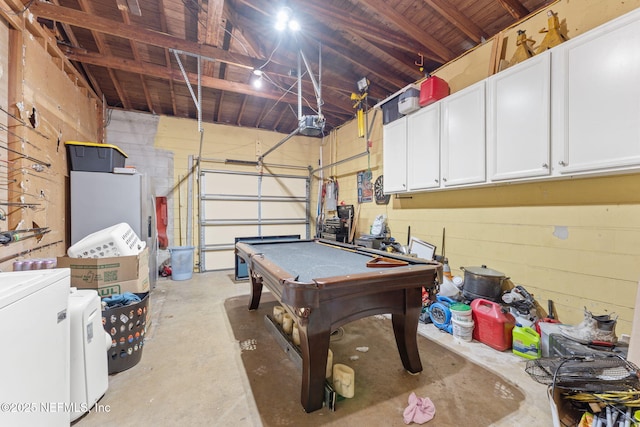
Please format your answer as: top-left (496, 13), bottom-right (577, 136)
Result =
top-left (68, 223), bottom-right (146, 258)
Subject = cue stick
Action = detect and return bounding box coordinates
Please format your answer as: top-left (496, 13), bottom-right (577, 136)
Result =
top-left (349, 204), bottom-right (361, 243)
top-left (316, 240), bottom-right (358, 253)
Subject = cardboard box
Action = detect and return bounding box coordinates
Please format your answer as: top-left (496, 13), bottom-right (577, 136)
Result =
top-left (57, 248), bottom-right (149, 297)
top-left (549, 386), bottom-right (581, 427)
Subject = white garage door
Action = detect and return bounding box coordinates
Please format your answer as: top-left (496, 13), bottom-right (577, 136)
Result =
top-left (199, 169), bottom-right (310, 271)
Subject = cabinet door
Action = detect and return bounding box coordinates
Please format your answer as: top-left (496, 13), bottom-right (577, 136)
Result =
top-left (407, 104), bottom-right (440, 190)
top-left (488, 51), bottom-right (551, 181)
top-left (553, 10), bottom-right (640, 174)
top-left (382, 117), bottom-right (407, 193)
top-left (441, 81), bottom-right (486, 187)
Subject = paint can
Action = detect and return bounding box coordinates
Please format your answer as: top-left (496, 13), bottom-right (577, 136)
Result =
top-left (452, 318), bottom-right (474, 342)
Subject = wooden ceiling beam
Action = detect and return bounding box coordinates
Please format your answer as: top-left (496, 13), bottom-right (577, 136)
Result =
top-left (213, 19), bottom-right (233, 123)
top-left (273, 105), bottom-right (288, 131)
top-left (61, 50), bottom-right (340, 118)
top-left (120, 10), bottom-right (155, 114)
top-left (422, 0), bottom-right (489, 43)
top-left (351, 0), bottom-right (455, 62)
top-left (49, 0), bottom-right (104, 99)
top-left (108, 68), bottom-right (131, 109)
top-left (232, 0), bottom-right (434, 93)
top-left (343, 31), bottom-right (423, 81)
top-left (496, 0), bottom-right (529, 20)
top-left (296, 32), bottom-right (409, 94)
top-left (224, 2), bottom-right (265, 58)
top-left (199, 0), bottom-right (224, 76)
top-left (236, 96), bottom-right (248, 126)
top-left (29, 2), bottom-right (260, 70)
top-left (76, 0), bottom-right (130, 109)
top-left (0, 0), bottom-right (24, 29)
top-left (64, 49), bottom-right (290, 101)
top-left (159, 0), bottom-right (177, 115)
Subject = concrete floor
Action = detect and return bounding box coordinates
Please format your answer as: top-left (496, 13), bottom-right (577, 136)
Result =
top-left (75, 271), bottom-right (552, 427)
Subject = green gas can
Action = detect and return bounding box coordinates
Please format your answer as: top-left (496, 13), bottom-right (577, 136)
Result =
top-left (512, 326), bottom-right (541, 359)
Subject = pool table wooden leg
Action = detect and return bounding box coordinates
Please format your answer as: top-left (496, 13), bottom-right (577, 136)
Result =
top-left (297, 317), bottom-right (331, 412)
top-left (247, 272), bottom-right (263, 311)
top-left (391, 287), bottom-right (423, 373)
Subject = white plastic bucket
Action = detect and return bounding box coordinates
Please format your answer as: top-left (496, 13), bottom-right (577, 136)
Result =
top-left (449, 303), bottom-right (472, 323)
top-left (452, 318), bottom-right (474, 342)
top-left (169, 246), bottom-right (195, 281)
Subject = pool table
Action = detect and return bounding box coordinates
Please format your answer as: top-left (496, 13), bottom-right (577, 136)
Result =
top-left (235, 239), bottom-right (441, 412)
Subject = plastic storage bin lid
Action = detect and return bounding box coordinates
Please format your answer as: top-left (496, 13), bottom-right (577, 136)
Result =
top-left (65, 141), bottom-right (128, 158)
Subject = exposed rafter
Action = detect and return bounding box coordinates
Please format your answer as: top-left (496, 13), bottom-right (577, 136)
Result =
top-left (423, 0), bottom-right (489, 43)
top-left (19, 0), bottom-right (548, 133)
top-left (496, 0), bottom-right (530, 20)
top-left (351, 0), bottom-right (455, 62)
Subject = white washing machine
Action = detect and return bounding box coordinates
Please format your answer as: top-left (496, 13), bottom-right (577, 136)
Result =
top-left (0, 269), bottom-right (70, 427)
top-left (69, 288), bottom-right (111, 421)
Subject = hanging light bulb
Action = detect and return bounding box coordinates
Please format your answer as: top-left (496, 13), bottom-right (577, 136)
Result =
top-left (275, 6), bottom-right (300, 32)
top-left (252, 69), bottom-right (263, 89)
top-left (275, 7), bottom-right (292, 31)
top-left (288, 19), bottom-right (300, 32)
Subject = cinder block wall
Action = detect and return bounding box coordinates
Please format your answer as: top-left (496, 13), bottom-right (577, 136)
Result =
top-left (105, 0), bottom-right (640, 336)
top-left (326, 0), bottom-right (640, 335)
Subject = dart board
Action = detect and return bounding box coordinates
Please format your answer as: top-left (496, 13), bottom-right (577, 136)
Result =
top-left (374, 175), bottom-right (391, 205)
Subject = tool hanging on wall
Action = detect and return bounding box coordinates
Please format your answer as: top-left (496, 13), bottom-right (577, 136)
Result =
top-left (0, 142), bottom-right (51, 167)
top-left (536, 10), bottom-right (568, 53)
top-left (0, 105), bottom-right (50, 140)
top-left (0, 227), bottom-right (50, 245)
top-left (0, 123), bottom-right (42, 152)
top-left (0, 239), bottom-right (62, 264)
top-left (0, 201), bottom-right (41, 208)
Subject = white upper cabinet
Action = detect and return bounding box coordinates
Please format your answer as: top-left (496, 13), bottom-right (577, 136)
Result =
top-left (441, 81), bottom-right (486, 187)
top-left (488, 51), bottom-right (551, 181)
top-left (382, 116), bottom-right (408, 193)
top-left (552, 9), bottom-right (640, 175)
top-left (378, 7), bottom-right (640, 194)
top-left (407, 103), bottom-right (440, 191)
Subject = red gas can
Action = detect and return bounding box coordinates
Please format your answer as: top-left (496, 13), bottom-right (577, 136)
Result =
top-left (471, 298), bottom-right (516, 351)
top-left (419, 75), bottom-right (450, 107)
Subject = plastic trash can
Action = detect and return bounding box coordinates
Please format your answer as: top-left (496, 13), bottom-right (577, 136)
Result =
top-left (169, 246), bottom-right (195, 281)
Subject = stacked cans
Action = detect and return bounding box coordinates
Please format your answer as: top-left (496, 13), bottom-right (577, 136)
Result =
top-left (13, 258), bottom-right (57, 271)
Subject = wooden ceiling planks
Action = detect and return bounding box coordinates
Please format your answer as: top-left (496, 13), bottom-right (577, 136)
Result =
top-left (27, 0), bottom-right (552, 134)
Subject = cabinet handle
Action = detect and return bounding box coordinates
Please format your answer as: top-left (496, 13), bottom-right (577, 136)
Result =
top-left (443, 177), bottom-right (447, 182)
top-left (542, 163), bottom-right (548, 168)
top-left (435, 179), bottom-right (439, 183)
top-left (558, 161), bottom-right (567, 166)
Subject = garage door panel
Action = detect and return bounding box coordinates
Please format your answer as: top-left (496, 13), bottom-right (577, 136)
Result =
top-left (259, 224), bottom-right (307, 237)
top-left (260, 201), bottom-right (306, 219)
top-left (203, 173), bottom-right (258, 195)
top-left (202, 250), bottom-right (236, 272)
top-left (203, 200), bottom-right (258, 220)
top-left (200, 169), bottom-right (309, 272)
top-left (261, 176), bottom-right (307, 196)
top-left (203, 225), bottom-right (259, 244)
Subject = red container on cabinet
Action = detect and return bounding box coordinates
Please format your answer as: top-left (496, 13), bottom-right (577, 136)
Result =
top-left (419, 76), bottom-right (450, 107)
top-left (471, 298), bottom-right (516, 351)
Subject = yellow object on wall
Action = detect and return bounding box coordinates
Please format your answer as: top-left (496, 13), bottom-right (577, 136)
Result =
top-left (323, 0), bottom-right (640, 335)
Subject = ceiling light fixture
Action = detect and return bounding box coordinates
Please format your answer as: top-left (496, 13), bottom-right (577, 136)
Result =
top-left (252, 69), bottom-right (263, 89)
top-left (356, 77), bottom-right (369, 93)
top-left (275, 6), bottom-right (300, 32)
